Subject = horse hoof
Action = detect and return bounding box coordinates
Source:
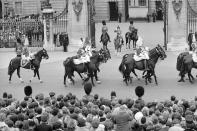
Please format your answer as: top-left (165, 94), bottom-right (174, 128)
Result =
top-left (178, 79), bottom-right (184, 82)
top-left (9, 81), bottom-right (11, 84)
top-left (64, 84), bottom-right (67, 87)
top-left (40, 80), bottom-right (43, 83)
top-left (96, 80), bottom-right (101, 84)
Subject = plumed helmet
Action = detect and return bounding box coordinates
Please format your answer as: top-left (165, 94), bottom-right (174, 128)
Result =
top-left (102, 20), bottom-right (106, 25)
top-left (24, 85), bottom-right (32, 96)
top-left (135, 86), bottom-right (144, 98)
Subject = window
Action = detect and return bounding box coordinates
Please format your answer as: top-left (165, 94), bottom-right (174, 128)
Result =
top-left (138, 0), bottom-right (146, 6)
top-left (15, 2), bottom-right (22, 15)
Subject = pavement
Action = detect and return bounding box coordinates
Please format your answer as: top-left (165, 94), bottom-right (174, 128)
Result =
top-left (0, 21), bottom-right (197, 102)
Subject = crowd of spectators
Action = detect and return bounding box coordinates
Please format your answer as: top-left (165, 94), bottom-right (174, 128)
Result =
top-left (0, 83), bottom-right (197, 131)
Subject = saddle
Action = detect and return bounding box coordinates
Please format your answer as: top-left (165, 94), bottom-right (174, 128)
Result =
top-left (21, 59), bottom-right (30, 67)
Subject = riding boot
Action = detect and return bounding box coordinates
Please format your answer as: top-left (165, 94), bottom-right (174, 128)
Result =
top-left (30, 60), bottom-right (35, 70)
top-left (144, 60), bottom-right (149, 71)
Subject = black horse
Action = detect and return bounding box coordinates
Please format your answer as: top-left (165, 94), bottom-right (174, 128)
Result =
top-left (8, 48), bottom-right (49, 83)
top-left (119, 44), bottom-right (167, 85)
top-left (125, 29), bottom-right (138, 49)
top-left (63, 49), bottom-right (107, 87)
top-left (100, 33), bottom-right (110, 50)
top-left (176, 52), bottom-right (197, 83)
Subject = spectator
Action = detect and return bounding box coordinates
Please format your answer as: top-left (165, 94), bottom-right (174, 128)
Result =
top-left (82, 83), bottom-right (94, 103)
top-left (34, 114), bottom-right (52, 131)
top-left (168, 112), bottom-right (184, 131)
top-left (188, 30), bottom-right (193, 51)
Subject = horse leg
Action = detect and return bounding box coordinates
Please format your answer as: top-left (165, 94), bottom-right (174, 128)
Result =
top-left (30, 70), bottom-right (37, 83)
top-left (17, 67), bottom-right (24, 83)
top-left (188, 71), bottom-right (194, 80)
top-left (9, 68), bottom-right (16, 83)
top-left (178, 72), bottom-right (185, 82)
top-left (94, 70), bottom-right (101, 84)
top-left (35, 69), bottom-right (43, 83)
top-left (64, 73), bottom-right (68, 87)
top-left (132, 70), bottom-right (140, 80)
top-left (188, 71), bottom-right (194, 83)
top-left (152, 71), bottom-right (158, 85)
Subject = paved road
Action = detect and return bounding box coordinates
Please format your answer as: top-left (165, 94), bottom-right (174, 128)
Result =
top-left (0, 22), bottom-right (197, 102)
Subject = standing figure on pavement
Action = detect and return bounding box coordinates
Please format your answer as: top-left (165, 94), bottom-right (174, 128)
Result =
top-left (114, 26), bottom-right (124, 54)
top-left (100, 20), bottom-right (111, 50)
top-left (135, 36), bottom-right (150, 71)
top-left (188, 30), bottom-right (194, 51)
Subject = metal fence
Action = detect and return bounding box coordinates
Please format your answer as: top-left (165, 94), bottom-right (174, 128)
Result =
top-left (52, 7), bottom-right (68, 47)
top-left (0, 15), bottom-right (44, 48)
top-left (187, 0), bottom-right (197, 34)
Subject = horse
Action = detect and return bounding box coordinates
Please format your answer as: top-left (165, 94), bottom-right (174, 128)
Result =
top-left (100, 33), bottom-right (110, 50)
top-left (176, 52), bottom-right (197, 83)
top-left (63, 49), bottom-right (107, 87)
top-left (114, 36), bottom-right (124, 53)
top-left (100, 48), bottom-right (111, 63)
top-left (8, 48), bottom-right (49, 83)
top-left (125, 29), bottom-right (138, 49)
top-left (119, 44), bottom-right (167, 85)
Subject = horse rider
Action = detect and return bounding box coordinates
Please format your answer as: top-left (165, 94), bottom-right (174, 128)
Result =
top-left (16, 38), bottom-right (23, 57)
top-left (100, 20), bottom-right (111, 49)
top-left (76, 37), bottom-right (92, 79)
top-left (114, 25), bottom-right (122, 37)
top-left (21, 34), bottom-right (35, 70)
top-left (136, 36), bottom-right (150, 71)
top-left (129, 20), bottom-right (136, 35)
top-left (114, 26), bottom-right (124, 49)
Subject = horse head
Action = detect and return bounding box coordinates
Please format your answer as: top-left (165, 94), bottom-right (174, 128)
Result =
top-left (156, 44), bottom-right (167, 60)
top-left (99, 48), bottom-right (111, 62)
top-left (37, 48), bottom-right (49, 59)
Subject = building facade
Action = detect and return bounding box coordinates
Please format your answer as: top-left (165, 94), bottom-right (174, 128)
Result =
top-left (0, 0), bottom-right (67, 18)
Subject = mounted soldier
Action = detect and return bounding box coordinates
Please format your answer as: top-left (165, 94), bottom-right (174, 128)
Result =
top-left (73, 37), bottom-right (92, 79)
top-left (134, 36), bottom-right (150, 71)
top-left (114, 26), bottom-right (124, 54)
top-left (100, 20), bottom-right (111, 50)
top-left (129, 20), bottom-right (136, 35)
top-left (20, 35), bottom-right (35, 70)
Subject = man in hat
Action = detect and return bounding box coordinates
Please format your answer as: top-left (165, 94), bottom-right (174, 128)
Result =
top-left (100, 20), bottom-right (111, 50)
top-left (82, 82), bottom-right (94, 103)
top-left (135, 36), bottom-right (150, 71)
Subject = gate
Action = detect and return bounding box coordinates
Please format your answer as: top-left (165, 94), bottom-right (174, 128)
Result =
top-left (187, 0), bottom-right (197, 35)
top-left (87, 0), bottom-right (96, 47)
top-left (163, 0), bottom-right (168, 50)
top-left (52, 5), bottom-right (68, 47)
top-left (0, 15), bottom-right (44, 48)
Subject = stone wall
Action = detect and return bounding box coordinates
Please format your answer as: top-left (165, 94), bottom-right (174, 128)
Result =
top-left (167, 0), bottom-right (188, 51)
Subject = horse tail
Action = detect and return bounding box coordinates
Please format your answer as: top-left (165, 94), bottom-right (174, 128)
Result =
top-left (119, 61), bottom-right (126, 75)
top-left (176, 52), bottom-right (188, 71)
